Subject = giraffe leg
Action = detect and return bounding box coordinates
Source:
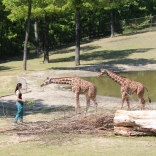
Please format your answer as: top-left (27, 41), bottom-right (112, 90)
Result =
top-left (141, 102), bottom-right (146, 110)
top-left (125, 95), bottom-right (131, 110)
top-left (91, 97), bottom-right (98, 113)
top-left (137, 93), bottom-right (146, 110)
top-left (85, 94), bottom-right (90, 114)
top-left (75, 92), bottom-right (81, 114)
top-left (121, 92), bottom-right (126, 109)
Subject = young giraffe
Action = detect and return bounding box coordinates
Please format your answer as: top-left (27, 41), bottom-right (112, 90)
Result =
top-left (40, 77), bottom-right (98, 114)
top-left (98, 68), bottom-right (151, 110)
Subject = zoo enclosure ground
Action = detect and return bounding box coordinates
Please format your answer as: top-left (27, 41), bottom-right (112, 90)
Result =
top-left (0, 31), bottom-right (156, 156)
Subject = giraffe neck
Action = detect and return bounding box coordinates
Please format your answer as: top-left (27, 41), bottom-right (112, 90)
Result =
top-left (50, 77), bottom-right (76, 85)
top-left (105, 70), bottom-right (125, 85)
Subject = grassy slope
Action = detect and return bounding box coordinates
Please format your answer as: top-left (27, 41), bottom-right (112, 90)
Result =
top-left (1, 31), bottom-right (156, 96)
top-left (1, 31), bottom-right (156, 76)
top-left (0, 31), bottom-right (156, 155)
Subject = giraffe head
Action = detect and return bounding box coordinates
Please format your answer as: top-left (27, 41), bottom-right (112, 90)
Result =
top-left (40, 77), bottom-right (51, 87)
top-left (98, 68), bottom-right (106, 77)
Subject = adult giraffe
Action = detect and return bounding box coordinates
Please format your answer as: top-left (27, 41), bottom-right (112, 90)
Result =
top-left (41, 77), bottom-right (98, 114)
top-left (98, 68), bottom-right (151, 110)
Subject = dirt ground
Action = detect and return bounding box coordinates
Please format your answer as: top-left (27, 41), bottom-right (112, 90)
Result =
top-left (1, 64), bottom-right (156, 112)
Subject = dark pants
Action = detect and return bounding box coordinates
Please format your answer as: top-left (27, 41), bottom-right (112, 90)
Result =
top-left (14, 101), bottom-right (23, 123)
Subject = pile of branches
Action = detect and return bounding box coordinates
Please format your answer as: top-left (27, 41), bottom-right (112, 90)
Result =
top-left (3, 113), bottom-right (115, 136)
top-left (62, 113), bottom-right (114, 134)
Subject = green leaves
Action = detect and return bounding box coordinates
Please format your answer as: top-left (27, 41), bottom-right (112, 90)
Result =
top-left (2, 0), bottom-right (29, 21)
top-left (64, 0), bottom-right (96, 11)
top-left (25, 100), bottom-right (35, 107)
top-left (2, 0), bottom-right (65, 21)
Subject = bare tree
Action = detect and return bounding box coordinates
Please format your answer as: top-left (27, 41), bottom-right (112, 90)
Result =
top-left (23, 0), bottom-right (32, 70)
top-left (34, 17), bottom-right (39, 57)
top-left (43, 14), bottom-right (49, 64)
top-left (75, 7), bottom-right (80, 66)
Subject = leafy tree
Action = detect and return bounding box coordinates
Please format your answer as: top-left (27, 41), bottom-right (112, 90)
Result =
top-left (32, 0), bottom-right (66, 63)
top-left (0, 1), bottom-right (24, 58)
top-left (2, 0), bottom-right (32, 70)
top-left (64, 0), bottom-right (95, 66)
top-left (23, 0), bottom-right (32, 70)
top-left (98, 0), bottom-right (128, 37)
top-left (1, 0), bottom-right (156, 64)
top-left (0, 1), bottom-right (7, 57)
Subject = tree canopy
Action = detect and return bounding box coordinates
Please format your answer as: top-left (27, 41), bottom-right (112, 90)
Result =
top-left (0, 0), bottom-right (156, 66)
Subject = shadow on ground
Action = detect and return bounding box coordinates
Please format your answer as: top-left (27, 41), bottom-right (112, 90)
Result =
top-left (50, 45), bottom-right (101, 55)
top-left (0, 99), bottom-right (75, 118)
top-left (50, 47), bottom-right (154, 63)
top-left (49, 47), bottom-right (156, 72)
top-left (0, 66), bottom-right (12, 71)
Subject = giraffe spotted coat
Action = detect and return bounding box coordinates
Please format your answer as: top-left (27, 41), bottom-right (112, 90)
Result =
top-left (98, 68), bottom-right (151, 110)
top-left (41, 77), bottom-right (98, 114)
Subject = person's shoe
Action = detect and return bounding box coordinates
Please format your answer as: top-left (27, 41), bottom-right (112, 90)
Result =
top-left (18, 121), bottom-right (23, 124)
top-left (19, 119), bottom-right (23, 124)
top-left (12, 122), bottom-right (18, 126)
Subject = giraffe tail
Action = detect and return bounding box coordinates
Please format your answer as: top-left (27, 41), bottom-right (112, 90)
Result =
top-left (144, 87), bottom-right (151, 103)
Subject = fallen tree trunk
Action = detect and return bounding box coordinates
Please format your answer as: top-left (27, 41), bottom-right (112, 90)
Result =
top-left (114, 110), bottom-right (156, 136)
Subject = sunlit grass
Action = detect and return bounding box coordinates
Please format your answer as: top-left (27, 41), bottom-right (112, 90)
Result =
top-left (0, 106), bottom-right (156, 156)
top-left (0, 31), bottom-right (156, 77)
top-left (0, 76), bottom-right (17, 96)
top-left (0, 133), bottom-right (156, 156)
top-left (0, 31), bottom-right (156, 97)
top-left (0, 31), bottom-right (156, 156)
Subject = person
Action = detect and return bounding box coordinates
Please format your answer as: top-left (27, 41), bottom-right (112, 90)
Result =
top-left (14, 83), bottom-right (26, 124)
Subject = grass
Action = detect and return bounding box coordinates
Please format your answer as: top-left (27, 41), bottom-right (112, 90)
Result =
top-left (1, 31), bottom-right (156, 155)
top-left (0, 106), bottom-right (156, 156)
top-left (0, 76), bottom-right (17, 96)
top-left (0, 133), bottom-right (156, 156)
top-left (1, 31), bottom-right (156, 77)
top-left (1, 31), bottom-right (156, 97)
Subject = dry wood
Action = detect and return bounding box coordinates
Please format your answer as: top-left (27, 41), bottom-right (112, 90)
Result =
top-left (114, 110), bottom-right (156, 136)
top-left (1, 113), bottom-right (114, 136)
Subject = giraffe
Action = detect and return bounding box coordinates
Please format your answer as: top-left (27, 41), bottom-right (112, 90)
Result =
top-left (98, 68), bottom-right (151, 110)
top-left (40, 77), bottom-right (98, 114)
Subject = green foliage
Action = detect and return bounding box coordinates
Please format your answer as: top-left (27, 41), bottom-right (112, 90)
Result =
top-left (1, 0), bottom-right (156, 59)
top-left (64, 0), bottom-right (96, 10)
top-left (2, 0), bottom-right (28, 21)
top-left (122, 15), bottom-right (151, 33)
top-left (135, 16), bottom-right (151, 29)
top-left (25, 100), bottom-right (35, 107)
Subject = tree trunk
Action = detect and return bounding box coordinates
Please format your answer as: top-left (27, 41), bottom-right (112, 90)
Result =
top-left (43, 14), bottom-right (49, 64)
top-left (75, 7), bottom-right (80, 66)
top-left (114, 110), bottom-right (156, 136)
top-left (0, 23), bottom-right (3, 56)
top-left (23, 0), bottom-right (31, 70)
top-left (110, 9), bottom-right (114, 38)
top-left (34, 17), bottom-right (39, 57)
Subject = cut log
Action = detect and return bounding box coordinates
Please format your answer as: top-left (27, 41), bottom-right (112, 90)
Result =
top-left (114, 110), bottom-right (156, 136)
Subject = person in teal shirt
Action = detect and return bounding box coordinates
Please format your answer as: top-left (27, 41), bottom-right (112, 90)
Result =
top-left (14, 83), bottom-right (26, 124)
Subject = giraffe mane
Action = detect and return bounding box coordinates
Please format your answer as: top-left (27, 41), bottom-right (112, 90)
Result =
top-left (120, 75), bottom-right (128, 78)
top-left (51, 76), bottom-right (80, 79)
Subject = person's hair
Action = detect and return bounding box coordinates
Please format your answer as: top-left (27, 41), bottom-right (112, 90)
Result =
top-left (15, 83), bottom-right (22, 94)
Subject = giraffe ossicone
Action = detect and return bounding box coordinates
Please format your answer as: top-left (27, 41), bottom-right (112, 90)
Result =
top-left (41, 76), bottom-right (98, 114)
top-left (98, 68), bottom-right (151, 110)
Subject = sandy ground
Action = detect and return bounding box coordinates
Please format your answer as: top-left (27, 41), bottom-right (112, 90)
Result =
top-left (1, 64), bottom-right (156, 112)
